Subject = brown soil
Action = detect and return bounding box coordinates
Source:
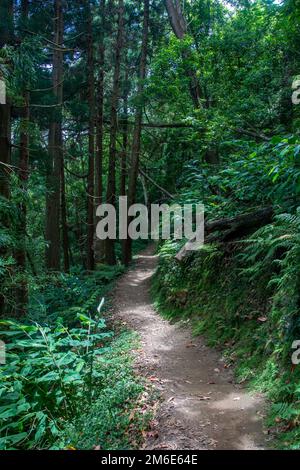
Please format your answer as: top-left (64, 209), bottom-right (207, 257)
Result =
top-left (113, 245), bottom-right (269, 450)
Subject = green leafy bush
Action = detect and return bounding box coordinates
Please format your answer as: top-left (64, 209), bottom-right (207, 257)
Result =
top-left (0, 307), bottom-right (113, 449)
top-left (0, 267), bottom-right (148, 450)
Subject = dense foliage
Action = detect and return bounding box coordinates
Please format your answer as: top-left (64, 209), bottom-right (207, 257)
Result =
top-left (1, 0), bottom-right (300, 450)
top-left (0, 267), bottom-right (151, 450)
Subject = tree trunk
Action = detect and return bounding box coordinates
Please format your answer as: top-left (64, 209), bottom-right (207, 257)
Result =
top-left (0, 0), bottom-right (14, 47)
top-left (61, 145), bottom-right (70, 272)
top-left (120, 57), bottom-right (129, 265)
top-left (0, 0), bottom-right (13, 316)
top-left (165, 0), bottom-right (202, 110)
top-left (105, 0), bottom-right (124, 265)
top-left (45, 0), bottom-right (64, 271)
top-left (0, 104), bottom-right (10, 200)
top-left (86, 3), bottom-right (96, 271)
top-left (94, 0), bottom-right (106, 264)
top-left (0, 102), bottom-right (11, 317)
top-left (165, 0), bottom-right (187, 39)
top-left (175, 207), bottom-right (274, 262)
top-left (123, 0), bottom-right (149, 266)
top-left (120, 59), bottom-right (129, 199)
top-left (96, 0), bottom-right (105, 205)
top-left (14, 0), bottom-right (30, 316)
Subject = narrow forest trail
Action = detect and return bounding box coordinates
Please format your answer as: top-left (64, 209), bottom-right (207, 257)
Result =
top-left (113, 245), bottom-right (269, 450)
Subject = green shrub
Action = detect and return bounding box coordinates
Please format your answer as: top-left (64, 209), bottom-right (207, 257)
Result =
top-left (0, 267), bottom-right (149, 450)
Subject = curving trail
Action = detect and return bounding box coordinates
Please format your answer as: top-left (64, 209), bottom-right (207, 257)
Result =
top-left (113, 245), bottom-right (268, 450)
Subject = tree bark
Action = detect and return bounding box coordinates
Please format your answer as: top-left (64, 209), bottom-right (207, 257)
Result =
top-left (0, 0), bottom-right (14, 47)
top-left (120, 55), bottom-right (129, 199)
top-left (123, 0), bottom-right (149, 266)
top-left (165, 0), bottom-right (187, 39)
top-left (0, 0), bottom-right (13, 316)
top-left (86, 3), bottom-right (96, 271)
top-left (15, 0), bottom-right (30, 316)
top-left (0, 104), bottom-right (10, 201)
top-left (105, 0), bottom-right (124, 265)
top-left (94, 0), bottom-right (106, 264)
top-left (0, 102), bottom-right (11, 317)
top-left (96, 0), bottom-right (105, 206)
top-left (120, 52), bottom-right (130, 265)
top-left (175, 207), bottom-right (274, 262)
top-left (164, 0), bottom-right (202, 110)
top-left (45, 0), bottom-right (64, 271)
top-left (61, 142), bottom-right (70, 272)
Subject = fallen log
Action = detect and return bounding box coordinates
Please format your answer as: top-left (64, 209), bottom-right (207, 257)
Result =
top-left (175, 207), bottom-right (274, 262)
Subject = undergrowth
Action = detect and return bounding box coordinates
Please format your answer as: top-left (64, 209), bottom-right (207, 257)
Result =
top-left (0, 266), bottom-right (150, 450)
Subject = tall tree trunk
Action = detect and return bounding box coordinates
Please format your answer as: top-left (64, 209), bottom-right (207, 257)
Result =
top-left (15, 95), bottom-right (29, 316)
top-left (45, 0), bottom-right (64, 271)
top-left (94, 0), bottom-right (106, 264)
top-left (15, 0), bottom-right (30, 316)
top-left (123, 0), bottom-right (149, 266)
top-left (0, 101), bottom-right (11, 317)
top-left (61, 145), bottom-right (70, 272)
top-left (15, 101), bottom-right (29, 316)
top-left (96, 0), bottom-right (105, 205)
top-left (120, 54), bottom-right (129, 198)
top-left (105, 0), bottom-right (124, 265)
top-left (86, 2), bottom-right (96, 271)
top-left (120, 54), bottom-right (129, 265)
top-left (0, 105), bottom-right (10, 201)
top-left (165, 0), bottom-right (187, 39)
top-left (165, 0), bottom-right (202, 110)
top-left (0, 0), bottom-right (13, 316)
top-left (165, 0), bottom-right (218, 163)
top-left (0, 0), bottom-right (14, 47)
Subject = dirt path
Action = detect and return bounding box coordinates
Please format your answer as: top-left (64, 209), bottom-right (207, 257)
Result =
top-left (113, 245), bottom-right (269, 450)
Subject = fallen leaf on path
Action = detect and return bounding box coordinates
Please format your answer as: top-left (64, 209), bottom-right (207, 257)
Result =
top-left (186, 342), bottom-right (196, 348)
top-left (208, 439), bottom-right (218, 447)
top-left (149, 420), bottom-right (159, 429)
top-left (149, 376), bottom-right (160, 382)
top-left (258, 317), bottom-right (268, 323)
top-left (157, 444), bottom-right (172, 449)
top-left (143, 430), bottom-right (159, 439)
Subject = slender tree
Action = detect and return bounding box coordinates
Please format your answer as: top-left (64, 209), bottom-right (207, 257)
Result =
top-left (15, 0), bottom-right (30, 315)
top-left (165, 0), bottom-right (202, 110)
top-left (60, 143), bottom-right (70, 272)
top-left (105, 0), bottom-right (124, 265)
top-left (120, 51), bottom-right (130, 265)
top-left (120, 52), bottom-right (129, 199)
top-left (124, 0), bottom-right (150, 266)
top-left (94, 0), bottom-right (106, 264)
top-left (165, 0), bottom-right (219, 163)
top-left (86, 1), bottom-right (96, 271)
top-left (95, 0), bottom-right (106, 206)
top-left (45, 0), bottom-right (64, 271)
top-left (0, 0), bottom-right (13, 316)
top-left (0, 98), bottom-right (10, 202)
